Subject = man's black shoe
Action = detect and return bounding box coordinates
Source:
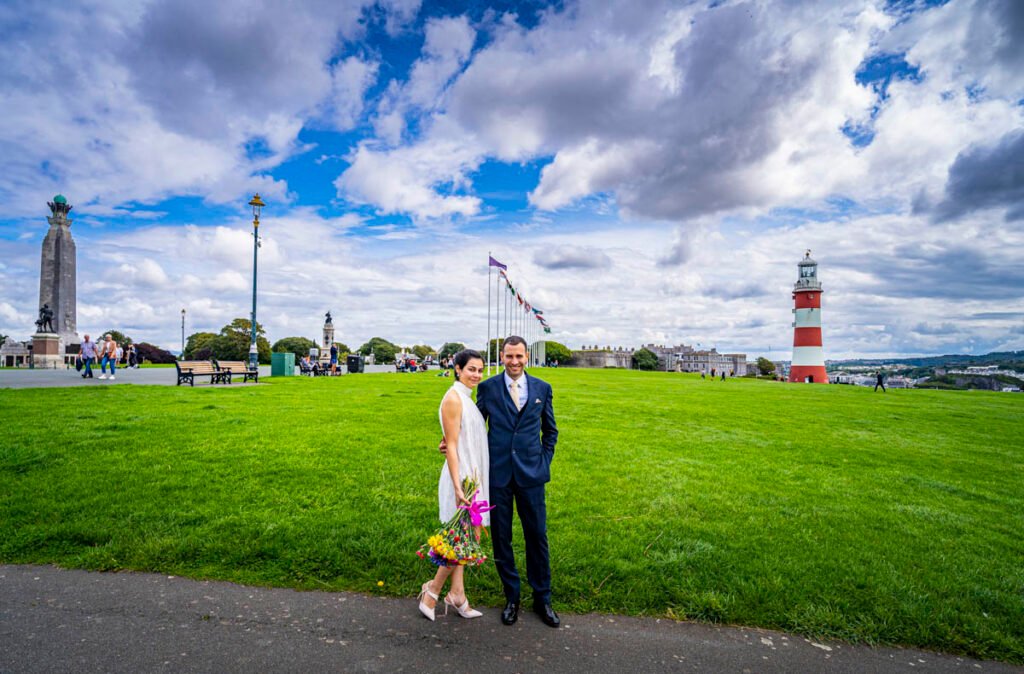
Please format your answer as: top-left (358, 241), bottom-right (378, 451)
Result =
top-left (501, 600), bottom-right (520, 625)
top-left (534, 602), bottom-right (560, 628)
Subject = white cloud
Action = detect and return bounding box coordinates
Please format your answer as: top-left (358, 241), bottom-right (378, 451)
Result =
top-left (0, 0), bottom-right (413, 216)
top-left (336, 120), bottom-right (483, 220)
top-left (329, 57), bottom-right (380, 131)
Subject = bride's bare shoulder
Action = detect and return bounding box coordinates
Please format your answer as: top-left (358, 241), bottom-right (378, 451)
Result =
top-left (441, 387), bottom-right (463, 412)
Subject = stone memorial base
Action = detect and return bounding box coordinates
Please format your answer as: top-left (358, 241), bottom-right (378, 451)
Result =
top-left (32, 332), bottom-right (64, 369)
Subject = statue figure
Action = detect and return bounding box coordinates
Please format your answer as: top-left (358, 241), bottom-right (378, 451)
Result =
top-left (325, 311), bottom-right (333, 325)
top-left (35, 304), bottom-right (55, 333)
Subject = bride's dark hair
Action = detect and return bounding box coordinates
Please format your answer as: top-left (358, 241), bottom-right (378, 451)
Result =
top-left (454, 349), bottom-right (484, 375)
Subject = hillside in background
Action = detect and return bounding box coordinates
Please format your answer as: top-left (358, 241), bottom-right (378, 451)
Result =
top-left (830, 350), bottom-right (1024, 368)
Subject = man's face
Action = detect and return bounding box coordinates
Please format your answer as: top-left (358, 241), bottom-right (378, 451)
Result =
top-left (502, 343), bottom-right (527, 378)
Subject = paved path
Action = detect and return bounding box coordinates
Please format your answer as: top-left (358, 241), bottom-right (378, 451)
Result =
top-left (0, 366), bottom-right (271, 389)
top-left (1, 566), bottom-right (1018, 673)
top-left (0, 364), bottom-right (410, 389)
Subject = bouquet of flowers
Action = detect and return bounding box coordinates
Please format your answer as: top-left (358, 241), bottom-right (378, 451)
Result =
top-left (417, 475), bottom-right (494, 567)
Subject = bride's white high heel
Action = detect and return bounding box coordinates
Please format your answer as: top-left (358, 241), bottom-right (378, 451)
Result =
top-left (418, 582), bottom-right (439, 621)
top-left (444, 594), bottom-right (483, 619)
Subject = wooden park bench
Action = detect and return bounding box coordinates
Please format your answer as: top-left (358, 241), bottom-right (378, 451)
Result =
top-left (215, 360), bottom-right (259, 384)
top-left (175, 360), bottom-right (225, 386)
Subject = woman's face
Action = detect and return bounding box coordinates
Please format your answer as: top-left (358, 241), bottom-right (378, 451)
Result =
top-left (457, 358), bottom-right (484, 389)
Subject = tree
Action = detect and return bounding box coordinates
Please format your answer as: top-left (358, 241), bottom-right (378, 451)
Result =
top-left (135, 342), bottom-right (177, 364)
top-left (359, 337), bottom-right (400, 364)
top-left (213, 318), bottom-right (271, 364)
top-left (544, 341), bottom-right (573, 365)
top-left (333, 342), bottom-right (351, 357)
top-left (411, 344), bottom-right (435, 360)
top-left (272, 337), bottom-right (318, 363)
top-left (756, 357), bottom-right (776, 376)
top-left (483, 338), bottom-right (503, 361)
top-left (0, 334), bottom-right (7, 348)
top-left (633, 347), bottom-right (659, 371)
top-left (101, 329), bottom-right (132, 346)
top-left (438, 342), bottom-right (465, 360)
top-left (184, 332), bottom-right (218, 359)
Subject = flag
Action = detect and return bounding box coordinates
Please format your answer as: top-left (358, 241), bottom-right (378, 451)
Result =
top-left (532, 308), bottom-right (543, 315)
top-left (543, 327), bottom-right (551, 333)
top-left (489, 255), bottom-right (507, 270)
top-left (499, 269), bottom-right (508, 279)
top-left (516, 292), bottom-right (523, 305)
top-left (524, 302), bottom-right (531, 312)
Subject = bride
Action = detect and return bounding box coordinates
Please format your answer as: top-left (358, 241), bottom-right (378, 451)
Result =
top-left (418, 349), bottom-right (490, 620)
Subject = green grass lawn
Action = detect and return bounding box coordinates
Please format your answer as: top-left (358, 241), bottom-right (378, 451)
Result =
top-left (1, 370), bottom-right (1022, 662)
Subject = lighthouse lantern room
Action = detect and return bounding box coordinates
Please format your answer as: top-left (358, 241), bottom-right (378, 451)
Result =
top-left (789, 250), bottom-right (828, 384)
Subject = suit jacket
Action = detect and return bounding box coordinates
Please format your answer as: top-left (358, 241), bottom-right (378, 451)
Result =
top-left (477, 372), bottom-right (558, 489)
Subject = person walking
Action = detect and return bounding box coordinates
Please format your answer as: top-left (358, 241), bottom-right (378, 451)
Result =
top-left (98, 333), bottom-right (118, 380)
top-left (875, 372), bottom-right (886, 392)
top-left (79, 334), bottom-right (97, 379)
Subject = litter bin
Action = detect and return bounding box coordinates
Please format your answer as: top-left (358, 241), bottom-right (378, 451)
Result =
top-left (346, 354), bottom-right (364, 373)
top-left (271, 351), bottom-right (295, 377)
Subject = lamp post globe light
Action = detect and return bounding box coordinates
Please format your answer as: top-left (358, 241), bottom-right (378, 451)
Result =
top-left (180, 308), bottom-right (186, 360)
top-left (248, 193), bottom-right (265, 371)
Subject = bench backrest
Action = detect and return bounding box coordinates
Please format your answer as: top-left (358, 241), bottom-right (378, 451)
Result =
top-left (177, 360), bottom-right (218, 374)
top-left (216, 360), bottom-right (253, 373)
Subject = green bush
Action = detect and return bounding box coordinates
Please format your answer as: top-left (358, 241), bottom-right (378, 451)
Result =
top-left (633, 347), bottom-right (659, 371)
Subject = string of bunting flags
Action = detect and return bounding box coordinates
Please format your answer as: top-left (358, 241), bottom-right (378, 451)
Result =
top-left (486, 254), bottom-right (551, 375)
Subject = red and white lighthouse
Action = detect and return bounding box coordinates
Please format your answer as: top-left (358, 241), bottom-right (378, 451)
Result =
top-left (789, 250), bottom-right (827, 384)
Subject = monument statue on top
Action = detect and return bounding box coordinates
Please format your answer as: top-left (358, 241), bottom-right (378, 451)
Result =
top-left (31, 195), bottom-right (79, 367)
top-left (39, 195), bottom-right (79, 346)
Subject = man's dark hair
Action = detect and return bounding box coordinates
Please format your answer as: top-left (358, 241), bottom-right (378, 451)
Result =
top-left (454, 349), bottom-right (484, 372)
top-left (502, 335), bottom-right (528, 352)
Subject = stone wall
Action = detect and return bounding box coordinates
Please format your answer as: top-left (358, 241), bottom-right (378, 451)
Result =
top-left (572, 349), bottom-right (634, 369)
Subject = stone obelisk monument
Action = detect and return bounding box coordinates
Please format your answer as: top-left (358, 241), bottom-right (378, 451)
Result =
top-left (33, 195), bottom-right (79, 366)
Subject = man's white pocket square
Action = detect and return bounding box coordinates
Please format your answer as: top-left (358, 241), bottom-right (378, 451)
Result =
top-left (534, 398), bottom-right (541, 404)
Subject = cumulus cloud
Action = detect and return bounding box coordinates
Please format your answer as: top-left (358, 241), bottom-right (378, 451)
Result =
top-left (335, 119), bottom-right (483, 220)
top-left (0, 0), bottom-right (413, 216)
top-left (931, 130), bottom-right (1024, 222)
top-left (533, 245), bottom-right (612, 270)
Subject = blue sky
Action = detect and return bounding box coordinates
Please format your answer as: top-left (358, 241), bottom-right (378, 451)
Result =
top-left (1, 0), bottom-right (1022, 358)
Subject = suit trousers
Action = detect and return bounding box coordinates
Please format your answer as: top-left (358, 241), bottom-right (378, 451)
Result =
top-left (490, 479), bottom-right (551, 604)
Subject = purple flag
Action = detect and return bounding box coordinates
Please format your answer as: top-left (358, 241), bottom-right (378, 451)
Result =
top-left (489, 255), bottom-right (507, 270)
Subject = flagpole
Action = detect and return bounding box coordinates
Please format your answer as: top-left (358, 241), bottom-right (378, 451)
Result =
top-left (486, 253), bottom-right (492, 377)
top-left (493, 270), bottom-right (497, 366)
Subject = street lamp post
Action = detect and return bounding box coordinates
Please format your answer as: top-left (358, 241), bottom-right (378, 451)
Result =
top-left (247, 193), bottom-right (265, 371)
top-left (180, 308), bottom-right (186, 360)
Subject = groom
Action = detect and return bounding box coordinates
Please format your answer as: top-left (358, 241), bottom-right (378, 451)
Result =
top-left (443, 335), bottom-right (560, 627)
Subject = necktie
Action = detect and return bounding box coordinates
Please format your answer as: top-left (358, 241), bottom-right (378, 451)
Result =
top-left (510, 379), bottom-right (521, 411)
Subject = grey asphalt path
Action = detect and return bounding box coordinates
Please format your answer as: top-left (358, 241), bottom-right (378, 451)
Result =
top-left (1, 566), bottom-right (1018, 674)
top-left (0, 364), bottom-right (409, 389)
top-left (0, 366), bottom-right (271, 389)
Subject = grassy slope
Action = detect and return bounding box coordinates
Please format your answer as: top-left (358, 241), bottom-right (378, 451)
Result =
top-left (1, 370), bottom-right (1022, 661)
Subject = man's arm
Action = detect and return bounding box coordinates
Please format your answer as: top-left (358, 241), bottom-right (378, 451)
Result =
top-left (541, 383), bottom-right (558, 456)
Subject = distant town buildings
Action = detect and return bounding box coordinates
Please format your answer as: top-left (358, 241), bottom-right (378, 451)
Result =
top-left (570, 344), bottom-right (747, 375)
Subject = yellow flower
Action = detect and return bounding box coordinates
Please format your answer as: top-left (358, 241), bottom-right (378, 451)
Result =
top-left (377, 581), bottom-right (384, 587)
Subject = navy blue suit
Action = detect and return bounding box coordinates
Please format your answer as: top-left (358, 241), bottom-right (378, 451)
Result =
top-left (477, 372), bottom-right (558, 603)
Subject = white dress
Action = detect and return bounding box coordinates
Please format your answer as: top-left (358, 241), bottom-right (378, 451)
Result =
top-left (438, 381), bottom-right (490, 525)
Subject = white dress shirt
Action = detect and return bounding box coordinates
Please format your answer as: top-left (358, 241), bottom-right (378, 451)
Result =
top-left (503, 371), bottom-right (528, 409)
